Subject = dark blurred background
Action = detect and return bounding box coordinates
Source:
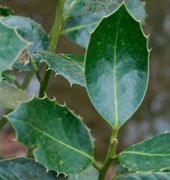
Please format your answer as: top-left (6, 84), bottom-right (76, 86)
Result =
top-left (0, 0), bottom-right (170, 164)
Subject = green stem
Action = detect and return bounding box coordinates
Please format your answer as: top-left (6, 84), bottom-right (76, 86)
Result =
top-left (93, 160), bottom-right (101, 171)
top-left (50, 0), bottom-right (65, 53)
top-left (39, 69), bottom-right (51, 98)
top-left (21, 71), bottom-right (34, 90)
top-left (38, 0), bottom-right (65, 98)
top-left (98, 127), bottom-right (119, 180)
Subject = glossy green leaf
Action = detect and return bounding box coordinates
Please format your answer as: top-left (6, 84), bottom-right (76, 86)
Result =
top-left (0, 158), bottom-right (61, 180)
top-left (2, 16), bottom-right (50, 71)
top-left (0, 21), bottom-right (28, 77)
top-left (63, 0), bottom-right (146, 48)
top-left (37, 51), bottom-right (85, 86)
top-left (7, 97), bottom-right (94, 174)
top-left (118, 133), bottom-right (170, 172)
top-left (69, 166), bottom-right (98, 180)
top-left (114, 164), bottom-right (170, 180)
top-left (85, 4), bottom-right (149, 127)
top-left (0, 81), bottom-right (30, 110)
top-left (0, 6), bottom-right (14, 17)
top-left (114, 172), bottom-right (170, 180)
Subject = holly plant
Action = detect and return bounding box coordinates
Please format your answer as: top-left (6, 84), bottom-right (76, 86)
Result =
top-left (0, 0), bottom-right (169, 180)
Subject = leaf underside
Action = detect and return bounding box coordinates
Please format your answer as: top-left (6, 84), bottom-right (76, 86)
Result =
top-left (0, 80), bottom-right (30, 110)
top-left (0, 21), bottom-right (28, 77)
top-left (2, 16), bottom-right (50, 71)
top-left (85, 4), bottom-right (149, 127)
top-left (118, 133), bottom-right (170, 172)
top-left (37, 51), bottom-right (85, 86)
top-left (7, 97), bottom-right (94, 175)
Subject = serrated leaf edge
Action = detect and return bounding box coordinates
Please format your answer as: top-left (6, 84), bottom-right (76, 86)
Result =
top-left (6, 95), bottom-right (94, 176)
top-left (118, 132), bottom-right (170, 173)
top-left (84, 2), bottom-right (151, 128)
top-left (0, 21), bottom-right (31, 77)
top-left (37, 51), bottom-right (85, 87)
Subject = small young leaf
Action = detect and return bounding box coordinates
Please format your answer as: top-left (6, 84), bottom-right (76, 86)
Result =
top-left (0, 81), bottom-right (30, 110)
top-left (63, 0), bottom-right (146, 48)
top-left (118, 133), bottom-right (170, 172)
top-left (69, 166), bottom-right (98, 180)
top-left (2, 16), bottom-right (50, 71)
top-left (85, 4), bottom-right (149, 127)
top-left (7, 97), bottom-right (94, 174)
top-left (0, 21), bottom-right (28, 77)
top-left (0, 157), bottom-right (61, 180)
top-left (37, 51), bottom-right (85, 86)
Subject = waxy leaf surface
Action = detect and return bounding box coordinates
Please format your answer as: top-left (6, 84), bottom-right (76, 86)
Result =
top-left (38, 51), bottom-right (85, 86)
top-left (63, 0), bottom-right (146, 48)
top-left (7, 97), bottom-right (94, 174)
top-left (0, 81), bottom-right (30, 110)
top-left (118, 133), bottom-right (170, 171)
top-left (85, 4), bottom-right (149, 127)
top-left (0, 158), bottom-right (61, 180)
top-left (0, 21), bottom-right (28, 77)
top-left (2, 16), bottom-right (50, 71)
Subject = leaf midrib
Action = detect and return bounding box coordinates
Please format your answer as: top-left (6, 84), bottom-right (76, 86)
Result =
top-left (113, 11), bottom-right (122, 126)
top-left (120, 151), bottom-right (170, 157)
top-left (16, 119), bottom-right (93, 160)
top-left (60, 54), bottom-right (84, 71)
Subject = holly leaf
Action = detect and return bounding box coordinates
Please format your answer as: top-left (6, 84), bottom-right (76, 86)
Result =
top-left (118, 133), bottom-right (170, 172)
top-left (7, 97), bottom-right (94, 175)
top-left (63, 0), bottom-right (146, 48)
top-left (2, 16), bottom-right (50, 71)
top-left (85, 4), bottom-right (149, 127)
top-left (0, 157), bottom-right (62, 180)
top-left (69, 166), bottom-right (98, 180)
top-left (37, 51), bottom-right (85, 86)
top-left (0, 21), bottom-right (29, 77)
top-left (0, 81), bottom-right (30, 110)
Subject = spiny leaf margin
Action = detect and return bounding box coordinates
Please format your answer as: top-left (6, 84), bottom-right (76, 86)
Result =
top-left (7, 96), bottom-right (94, 175)
top-left (84, 3), bottom-right (150, 127)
